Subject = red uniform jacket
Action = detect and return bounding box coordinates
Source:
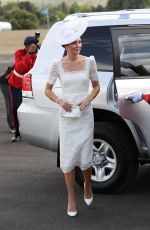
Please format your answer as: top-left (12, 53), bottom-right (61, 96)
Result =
top-left (8, 48), bottom-right (36, 89)
top-left (143, 94), bottom-right (150, 104)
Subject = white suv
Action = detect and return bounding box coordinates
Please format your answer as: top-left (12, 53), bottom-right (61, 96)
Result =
top-left (18, 9), bottom-right (150, 193)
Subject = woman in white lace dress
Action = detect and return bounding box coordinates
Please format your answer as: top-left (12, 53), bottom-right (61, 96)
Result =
top-left (45, 19), bottom-right (100, 217)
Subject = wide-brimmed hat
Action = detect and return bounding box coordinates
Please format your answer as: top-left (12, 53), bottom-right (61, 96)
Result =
top-left (55, 18), bottom-right (88, 45)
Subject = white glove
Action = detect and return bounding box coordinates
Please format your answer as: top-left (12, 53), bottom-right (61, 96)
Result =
top-left (125, 92), bottom-right (143, 103)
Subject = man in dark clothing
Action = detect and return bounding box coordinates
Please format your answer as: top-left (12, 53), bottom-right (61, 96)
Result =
top-left (0, 83), bottom-right (15, 132)
top-left (8, 36), bottom-right (37, 142)
top-left (0, 66), bottom-right (15, 133)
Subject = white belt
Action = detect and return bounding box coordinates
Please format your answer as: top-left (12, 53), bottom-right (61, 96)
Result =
top-left (14, 70), bottom-right (24, 79)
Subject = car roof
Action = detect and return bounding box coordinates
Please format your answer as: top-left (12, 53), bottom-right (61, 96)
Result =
top-left (32, 9), bottom-right (150, 74)
top-left (64, 9), bottom-right (150, 26)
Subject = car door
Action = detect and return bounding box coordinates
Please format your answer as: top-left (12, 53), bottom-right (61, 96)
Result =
top-left (111, 26), bottom-right (150, 151)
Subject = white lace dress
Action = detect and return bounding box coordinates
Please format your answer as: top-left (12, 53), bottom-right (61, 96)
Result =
top-left (48, 56), bottom-right (99, 173)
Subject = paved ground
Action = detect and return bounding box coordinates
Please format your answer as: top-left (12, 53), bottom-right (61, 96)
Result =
top-left (1, 56), bottom-right (150, 230)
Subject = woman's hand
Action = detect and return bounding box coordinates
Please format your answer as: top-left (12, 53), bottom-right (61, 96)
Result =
top-left (58, 99), bottom-right (72, 112)
top-left (77, 96), bottom-right (92, 111)
top-left (78, 81), bottom-right (100, 111)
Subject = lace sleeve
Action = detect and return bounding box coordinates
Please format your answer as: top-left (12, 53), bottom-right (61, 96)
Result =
top-left (48, 61), bottom-right (59, 84)
top-left (89, 56), bottom-right (99, 81)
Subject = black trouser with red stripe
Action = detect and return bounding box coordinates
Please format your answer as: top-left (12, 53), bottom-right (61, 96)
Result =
top-left (9, 85), bottom-right (22, 138)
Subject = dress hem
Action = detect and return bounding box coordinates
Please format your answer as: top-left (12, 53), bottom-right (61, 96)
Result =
top-left (61, 164), bottom-right (92, 174)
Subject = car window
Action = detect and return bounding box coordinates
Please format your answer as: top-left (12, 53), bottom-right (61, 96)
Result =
top-left (81, 26), bottom-right (113, 72)
top-left (119, 33), bottom-right (150, 77)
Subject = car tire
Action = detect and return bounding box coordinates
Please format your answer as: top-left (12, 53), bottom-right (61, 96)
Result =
top-left (75, 121), bottom-right (138, 194)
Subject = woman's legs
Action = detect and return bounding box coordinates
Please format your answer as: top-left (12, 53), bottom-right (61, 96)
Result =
top-left (82, 167), bottom-right (93, 199)
top-left (64, 167), bottom-right (93, 215)
top-left (64, 169), bottom-right (77, 212)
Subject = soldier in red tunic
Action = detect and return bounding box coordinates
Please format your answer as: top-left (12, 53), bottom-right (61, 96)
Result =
top-left (8, 36), bottom-right (37, 142)
top-left (142, 94), bottom-right (150, 104)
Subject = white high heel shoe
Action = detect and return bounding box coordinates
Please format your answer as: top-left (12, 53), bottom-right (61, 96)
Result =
top-left (84, 196), bottom-right (93, 206)
top-left (67, 210), bottom-right (78, 217)
top-left (67, 201), bottom-right (77, 217)
top-left (84, 182), bottom-right (93, 206)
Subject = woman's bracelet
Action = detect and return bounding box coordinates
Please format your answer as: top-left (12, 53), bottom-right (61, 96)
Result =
top-left (56, 97), bottom-right (61, 104)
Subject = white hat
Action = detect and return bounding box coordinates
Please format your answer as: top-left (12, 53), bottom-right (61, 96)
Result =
top-left (55, 18), bottom-right (88, 45)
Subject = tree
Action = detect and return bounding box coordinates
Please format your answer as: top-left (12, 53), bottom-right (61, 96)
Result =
top-left (92, 4), bottom-right (104, 12)
top-left (0, 1), bottom-right (4, 20)
top-left (2, 1), bottom-right (40, 29)
top-left (123, 0), bottom-right (150, 9)
top-left (106, 0), bottom-right (124, 10)
top-left (106, 0), bottom-right (150, 11)
top-left (4, 9), bottom-right (39, 29)
top-left (77, 4), bottom-right (92, 13)
top-left (69, 2), bottom-right (80, 14)
top-left (48, 3), bottom-right (67, 23)
top-left (19, 1), bottom-right (37, 12)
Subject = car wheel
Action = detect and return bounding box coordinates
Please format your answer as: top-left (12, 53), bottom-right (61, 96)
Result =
top-left (75, 121), bottom-right (138, 194)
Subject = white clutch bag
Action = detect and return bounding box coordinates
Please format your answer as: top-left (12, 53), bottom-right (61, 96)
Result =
top-left (61, 106), bottom-right (82, 118)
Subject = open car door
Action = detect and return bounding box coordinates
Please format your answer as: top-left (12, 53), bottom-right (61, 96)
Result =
top-left (111, 26), bottom-right (150, 151)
